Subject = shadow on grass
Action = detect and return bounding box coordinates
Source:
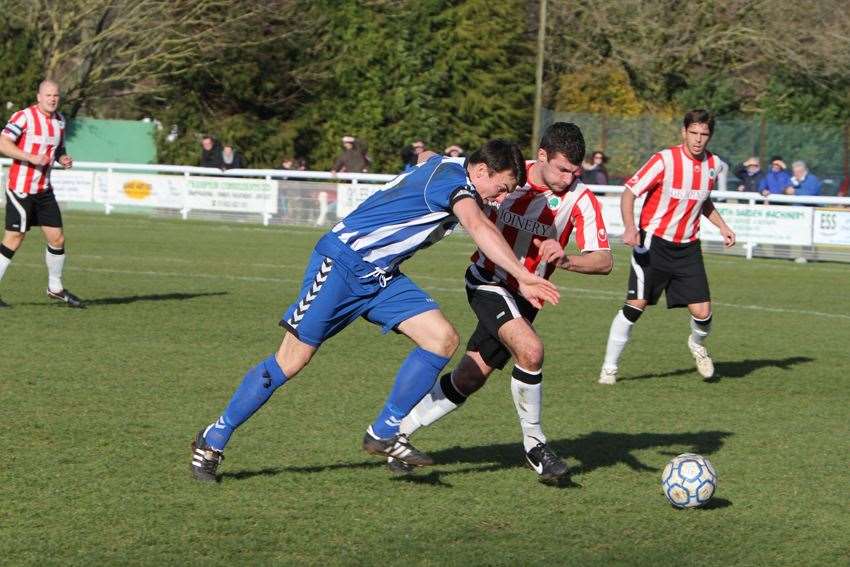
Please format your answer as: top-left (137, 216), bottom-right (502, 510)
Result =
top-left (429, 430), bottom-right (733, 476)
top-left (699, 497), bottom-right (732, 510)
top-left (622, 356), bottom-right (814, 382)
top-left (222, 430), bottom-right (732, 485)
top-left (27, 291), bottom-right (229, 307)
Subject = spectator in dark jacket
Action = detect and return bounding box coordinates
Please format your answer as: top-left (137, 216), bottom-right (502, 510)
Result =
top-left (733, 157), bottom-right (765, 193)
top-left (200, 135), bottom-right (223, 168)
top-left (331, 135), bottom-right (369, 173)
top-left (221, 144), bottom-right (247, 170)
top-left (581, 151), bottom-right (609, 185)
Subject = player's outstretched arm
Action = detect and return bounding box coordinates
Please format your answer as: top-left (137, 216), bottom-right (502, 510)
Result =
top-left (453, 198), bottom-right (559, 308)
top-left (702, 200), bottom-right (736, 247)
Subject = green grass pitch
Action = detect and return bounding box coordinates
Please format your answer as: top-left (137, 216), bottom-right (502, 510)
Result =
top-left (2, 211), bottom-right (848, 566)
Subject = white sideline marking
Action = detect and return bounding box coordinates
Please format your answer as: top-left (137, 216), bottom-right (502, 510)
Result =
top-left (13, 263), bottom-right (850, 321)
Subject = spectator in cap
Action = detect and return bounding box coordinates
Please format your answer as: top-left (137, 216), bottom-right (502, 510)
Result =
top-left (734, 156), bottom-right (765, 193)
top-left (786, 161), bottom-right (822, 197)
top-left (444, 144), bottom-right (464, 158)
top-left (332, 135), bottom-right (370, 174)
top-left (758, 156), bottom-right (792, 197)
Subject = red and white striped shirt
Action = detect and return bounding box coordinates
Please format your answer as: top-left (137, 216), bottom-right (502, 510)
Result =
top-left (470, 161), bottom-right (609, 292)
top-left (627, 145), bottom-right (725, 243)
top-left (2, 105), bottom-right (66, 195)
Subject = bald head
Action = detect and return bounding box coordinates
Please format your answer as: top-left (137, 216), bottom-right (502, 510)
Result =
top-left (38, 79), bottom-right (59, 94)
top-left (36, 79), bottom-right (60, 115)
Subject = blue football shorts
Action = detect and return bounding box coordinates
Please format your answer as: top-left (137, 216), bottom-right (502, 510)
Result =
top-left (280, 249), bottom-right (440, 347)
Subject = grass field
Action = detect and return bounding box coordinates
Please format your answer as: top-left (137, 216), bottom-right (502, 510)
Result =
top-left (2, 211), bottom-right (849, 566)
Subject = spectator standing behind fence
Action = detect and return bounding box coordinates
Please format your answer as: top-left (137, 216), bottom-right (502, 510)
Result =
top-left (332, 135), bottom-right (369, 173)
top-left (221, 144), bottom-right (246, 170)
top-left (200, 135), bottom-right (223, 168)
top-left (759, 156), bottom-right (792, 197)
top-left (734, 157), bottom-right (765, 193)
top-left (786, 161), bottom-right (821, 196)
top-left (580, 151), bottom-right (609, 185)
top-left (444, 144), bottom-right (464, 158)
top-left (276, 157), bottom-right (295, 170)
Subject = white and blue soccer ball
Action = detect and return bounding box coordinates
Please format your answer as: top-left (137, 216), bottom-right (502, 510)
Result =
top-left (661, 453), bottom-right (717, 508)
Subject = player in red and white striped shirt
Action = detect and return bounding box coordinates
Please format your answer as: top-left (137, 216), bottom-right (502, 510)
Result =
top-left (390, 123), bottom-right (613, 483)
top-left (599, 110), bottom-right (735, 384)
top-left (0, 80), bottom-right (84, 308)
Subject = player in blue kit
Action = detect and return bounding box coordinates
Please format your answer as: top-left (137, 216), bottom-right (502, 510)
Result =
top-left (190, 140), bottom-right (560, 482)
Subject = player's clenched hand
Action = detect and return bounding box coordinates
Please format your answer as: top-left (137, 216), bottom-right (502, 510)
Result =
top-left (58, 155), bottom-right (73, 169)
top-left (721, 226), bottom-right (736, 248)
top-left (622, 225), bottom-right (640, 247)
top-left (28, 153), bottom-right (50, 166)
top-left (531, 237), bottom-right (564, 264)
top-left (517, 274), bottom-right (559, 309)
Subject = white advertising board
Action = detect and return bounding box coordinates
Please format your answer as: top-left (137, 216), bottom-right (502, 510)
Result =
top-left (94, 172), bottom-right (185, 209)
top-left (597, 195), bottom-right (637, 236)
top-left (51, 169), bottom-right (95, 202)
top-left (336, 183), bottom-right (383, 218)
top-left (185, 176), bottom-right (277, 214)
top-left (700, 204), bottom-right (813, 245)
top-left (813, 209), bottom-right (850, 246)
top-left (598, 197), bottom-right (813, 246)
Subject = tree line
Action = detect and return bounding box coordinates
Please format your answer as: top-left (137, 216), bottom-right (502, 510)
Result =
top-left (1, 0), bottom-right (848, 172)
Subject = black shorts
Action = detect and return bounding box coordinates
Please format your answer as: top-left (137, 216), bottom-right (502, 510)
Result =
top-left (627, 231), bottom-right (710, 308)
top-left (4, 189), bottom-right (63, 232)
top-left (464, 266), bottom-right (539, 370)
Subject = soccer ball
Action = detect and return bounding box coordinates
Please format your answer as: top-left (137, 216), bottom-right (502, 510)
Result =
top-left (661, 453), bottom-right (717, 508)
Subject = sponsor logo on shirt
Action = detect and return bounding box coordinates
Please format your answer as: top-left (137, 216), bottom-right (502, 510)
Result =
top-left (668, 187), bottom-right (709, 200)
top-left (498, 209), bottom-right (551, 237)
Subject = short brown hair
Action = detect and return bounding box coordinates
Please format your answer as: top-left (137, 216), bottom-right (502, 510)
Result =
top-left (467, 139), bottom-right (526, 188)
top-left (683, 109), bottom-right (715, 134)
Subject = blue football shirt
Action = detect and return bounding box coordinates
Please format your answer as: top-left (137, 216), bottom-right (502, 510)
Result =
top-left (329, 156), bottom-right (480, 270)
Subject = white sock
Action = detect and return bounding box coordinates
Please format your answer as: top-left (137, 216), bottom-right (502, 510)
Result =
top-left (690, 314), bottom-right (712, 346)
top-left (399, 373), bottom-right (463, 437)
top-left (603, 310), bottom-right (634, 370)
top-left (45, 245), bottom-right (65, 293)
top-left (0, 254), bottom-right (11, 283)
top-left (510, 366), bottom-right (545, 453)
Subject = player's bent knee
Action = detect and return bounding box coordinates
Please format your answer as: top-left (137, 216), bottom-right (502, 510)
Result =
top-left (689, 303), bottom-right (711, 320)
top-left (2, 232), bottom-right (25, 249)
top-left (276, 333), bottom-right (318, 379)
top-left (431, 326), bottom-right (459, 358)
top-left (515, 341), bottom-right (544, 371)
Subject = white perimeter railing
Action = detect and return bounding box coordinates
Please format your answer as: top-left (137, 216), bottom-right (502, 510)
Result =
top-left (2, 158), bottom-right (850, 262)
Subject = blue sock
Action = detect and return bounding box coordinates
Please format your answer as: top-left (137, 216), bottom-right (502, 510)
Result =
top-left (370, 347), bottom-right (451, 439)
top-left (204, 354), bottom-right (287, 451)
